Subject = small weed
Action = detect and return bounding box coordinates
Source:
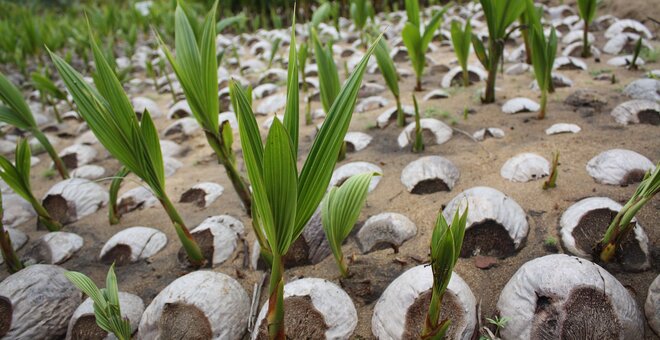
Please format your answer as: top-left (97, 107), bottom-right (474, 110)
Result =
top-left (544, 236), bottom-right (557, 247)
top-left (640, 47), bottom-right (658, 63)
top-left (42, 168), bottom-right (56, 179)
top-left (480, 316), bottom-right (510, 340)
top-left (589, 69), bottom-right (611, 77)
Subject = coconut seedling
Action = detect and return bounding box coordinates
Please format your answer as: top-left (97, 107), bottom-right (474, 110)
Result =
top-left (159, 3), bottom-right (252, 213)
top-left (577, 0), bottom-right (598, 58)
top-left (542, 151), bottom-right (559, 190)
top-left (373, 38), bottom-right (404, 126)
top-left (350, 0), bottom-right (374, 45)
top-left (418, 207), bottom-right (468, 339)
top-left (0, 139), bottom-right (63, 232)
top-left (527, 1), bottom-right (557, 120)
top-left (0, 191), bottom-right (24, 273)
top-left (402, 0), bottom-right (447, 90)
top-left (313, 30), bottom-right (340, 115)
top-left (230, 17), bottom-right (381, 337)
top-left (31, 70), bottom-right (72, 123)
top-left (0, 72), bottom-right (69, 179)
top-left (450, 19), bottom-right (472, 87)
top-left (412, 94), bottom-right (424, 153)
top-left (599, 164), bottom-right (659, 263)
top-left (65, 264), bottom-right (132, 340)
top-left (629, 36), bottom-right (644, 71)
top-left (50, 25), bottom-right (205, 266)
top-left (471, 0), bottom-right (525, 103)
top-left (321, 172), bottom-right (376, 278)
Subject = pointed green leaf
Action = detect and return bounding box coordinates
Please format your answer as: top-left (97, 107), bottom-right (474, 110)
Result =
top-left (283, 18), bottom-right (299, 156)
top-left (263, 119), bottom-right (298, 254)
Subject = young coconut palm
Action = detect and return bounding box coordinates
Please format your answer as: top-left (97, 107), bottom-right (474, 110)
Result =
top-left (577, 0), bottom-right (597, 58)
top-left (321, 172), bottom-right (376, 278)
top-left (0, 139), bottom-right (62, 232)
top-left (450, 19), bottom-right (473, 87)
top-left (0, 191), bottom-right (24, 273)
top-left (230, 21), bottom-right (382, 339)
top-left (527, 1), bottom-right (557, 120)
top-left (49, 26), bottom-right (205, 266)
top-left (159, 2), bottom-right (252, 213)
top-left (31, 70), bottom-right (72, 123)
top-left (471, 0), bottom-right (525, 103)
top-left (629, 37), bottom-right (644, 71)
top-left (0, 72), bottom-right (69, 179)
top-left (412, 94), bottom-right (424, 153)
top-left (350, 0), bottom-right (374, 44)
top-left (423, 207), bottom-right (468, 339)
top-left (313, 30), bottom-right (341, 114)
top-left (373, 38), bottom-right (404, 126)
top-left (600, 164), bottom-right (659, 263)
top-left (402, 0), bottom-right (447, 91)
top-left (542, 151), bottom-right (559, 190)
top-left (65, 264), bottom-right (132, 340)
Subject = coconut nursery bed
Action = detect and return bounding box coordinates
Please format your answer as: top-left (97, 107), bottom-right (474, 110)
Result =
top-left (0, 1), bottom-right (659, 339)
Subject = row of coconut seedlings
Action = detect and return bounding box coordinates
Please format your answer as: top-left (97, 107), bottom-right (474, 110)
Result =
top-left (2, 166), bottom-right (658, 339)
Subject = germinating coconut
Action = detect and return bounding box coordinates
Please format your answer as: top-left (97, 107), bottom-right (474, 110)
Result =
top-left (100, 226), bottom-right (168, 265)
top-left (356, 212), bottom-right (417, 253)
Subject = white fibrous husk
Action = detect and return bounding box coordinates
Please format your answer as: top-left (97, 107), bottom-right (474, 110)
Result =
top-left (586, 149), bottom-right (655, 185)
top-left (99, 226), bottom-right (168, 264)
top-left (553, 56), bottom-right (588, 71)
top-left (163, 117), bottom-right (201, 138)
top-left (70, 165), bottom-right (106, 180)
top-left (28, 231), bottom-right (84, 264)
top-left (397, 118), bottom-right (452, 148)
top-left (132, 96), bottom-right (163, 118)
top-left (372, 265), bottom-right (476, 340)
top-left (356, 212), bottom-right (417, 253)
top-left (443, 186), bottom-right (528, 250)
top-left (473, 128), bottom-right (505, 141)
top-left (256, 94), bottom-right (286, 115)
top-left (400, 156), bottom-right (460, 193)
top-left (559, 196), bottom-right (650, 270)
top-left (623, 79), bottom-right (660, 102)
top-left (190, 215), bottom-right (244, 267)
top-left (441, 65), bottom-right (487, 88)
top-left (180, 182), bottom-right (224, 208)
top-left (344, 132), bottom-right (373, 152)
top-left (330, 162), bottom-right (382, 193)
top-left (497, 254), bottom-right (644, 339)
top-left (1, 193), bottom-right (36, 228)
top-left (545, 123), bottom-right (581, 135)
top-left (356, 96), bottom-right (389, 113)
top-left (0, 264), bottom-right (81, 339)
top-left (139, 271), bottom-right (250, 340)
top-left (610, 100), bottom-right (660, 125)
top-left (66, 292), bottom-right (144, 340)
top-left (422, 89), bottom-right (450, 101)
top-left (376, 105), bottom-right (415, 128)
top-left (117, 186), bottom-right (158, 215)
top-left (167, 100), bottom-right (192, 119)
top-left (646, 275), bottom-right (660, 336)
top-left (500, 153), bottom-right (550, 182)
top-left (42, 178), bottom-right (109, 224)
top-left (58, 144), bottom-right (97, 169)
top-left (501, 98), bottom-right (540, 114)
top-left (253, 278), bottom-right (358, 340)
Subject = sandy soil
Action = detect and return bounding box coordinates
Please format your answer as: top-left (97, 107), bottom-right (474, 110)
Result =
top-left (2, 10), bottom-right (660, 340)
